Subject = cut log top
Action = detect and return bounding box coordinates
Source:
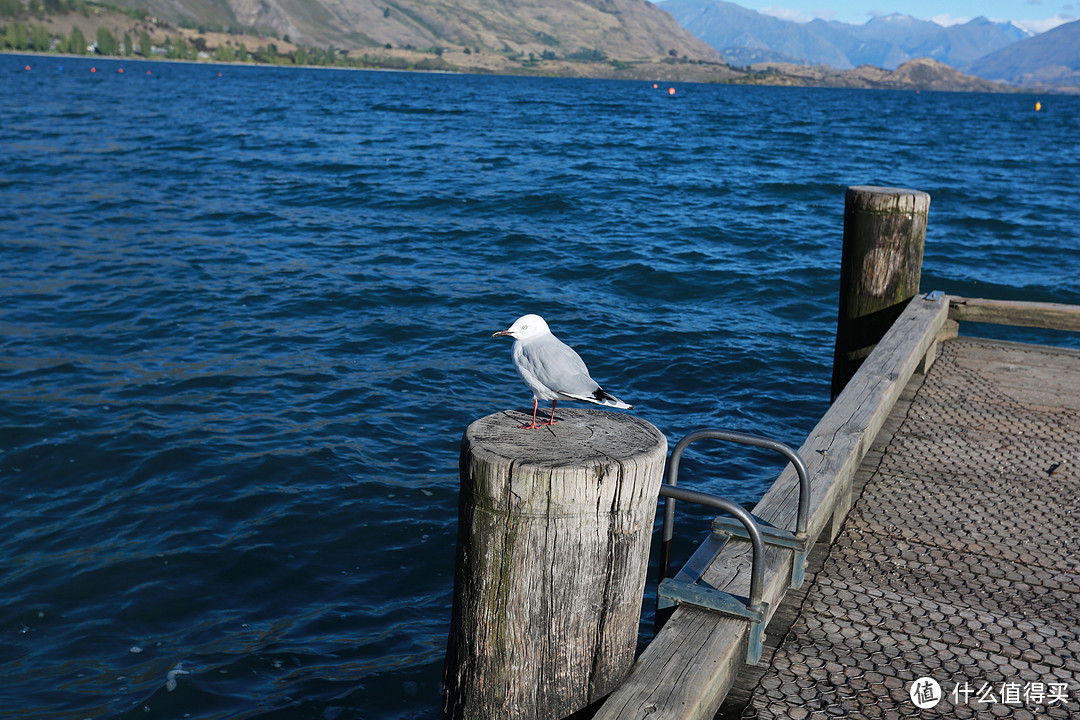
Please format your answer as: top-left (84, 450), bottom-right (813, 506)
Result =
top-left (464, 408), bottom-right (663, 466)
top-left (846, 185), bottom-right (931, 214)
top-left (461, 408), bottom-right (667, 515)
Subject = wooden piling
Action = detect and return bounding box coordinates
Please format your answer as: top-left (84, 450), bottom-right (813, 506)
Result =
top-left (831, 185), bottom-right (930, 400)
top-left (442, 408), bottom-right (666, 720)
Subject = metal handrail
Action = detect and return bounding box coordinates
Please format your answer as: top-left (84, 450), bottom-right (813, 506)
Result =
top-left (657, 484), bottom-right (765, 611)
top-left (659, 429), bottom-right (810, 579)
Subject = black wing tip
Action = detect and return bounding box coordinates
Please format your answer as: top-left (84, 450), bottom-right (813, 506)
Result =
top-left (595, 387), bottom-right (633, 409)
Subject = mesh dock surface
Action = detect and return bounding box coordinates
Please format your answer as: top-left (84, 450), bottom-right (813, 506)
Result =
top-left (737, 337), bottom-right (1080, 719)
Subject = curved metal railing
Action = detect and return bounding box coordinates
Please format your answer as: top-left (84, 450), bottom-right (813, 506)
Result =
top-left (654, 429), bottom-right (811, 664)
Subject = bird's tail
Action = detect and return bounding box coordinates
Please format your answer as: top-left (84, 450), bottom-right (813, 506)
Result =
top-left (560, 388), bottom-right (633, 410)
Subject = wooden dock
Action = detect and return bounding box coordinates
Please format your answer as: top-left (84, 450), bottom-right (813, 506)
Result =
top-left (595, 295), bottom-right (1080, 719)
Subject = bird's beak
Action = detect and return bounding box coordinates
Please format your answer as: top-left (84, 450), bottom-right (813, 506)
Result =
top-left (491, 329), bottom-right (512, 338)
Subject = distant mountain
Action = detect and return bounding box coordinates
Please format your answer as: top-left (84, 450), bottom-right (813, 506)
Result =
top-left (820, 13), bottom-right (1029, 68)
top-left (661, 0), bottom-right (1032, 72)
top-left (908, 16), bottom-right (1032, 67)
top-left (655, 0), bottom-right (853, 67)
top-left (966, 19), bottom-right (1080, 86)
top-left (99, 0), bottom-right (723, 62)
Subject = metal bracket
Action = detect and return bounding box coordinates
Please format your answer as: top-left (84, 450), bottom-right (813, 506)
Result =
top-left (713, 515), bottom-right (809, 588)
top-left (654, 430), bottom-right (811, 665)
top-left (655, 484), bottom-right (768, 665)
top-left (925, 290), bottom-right (945, 302)
top-left (658, 579), bottom-right (769, 664)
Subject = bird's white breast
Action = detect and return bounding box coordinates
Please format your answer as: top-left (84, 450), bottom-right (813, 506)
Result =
top-left (512, 340), bottom-right (561, 401)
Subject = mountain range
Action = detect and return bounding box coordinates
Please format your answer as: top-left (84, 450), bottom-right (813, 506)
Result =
top-left (660, 0), bottom-right (1030, 69)
top-left (967, 18), bottom-right (1080, 86)
top-left (99, 0), bottom-right (722, 62)
top-left (10, 0), bottom-right (1077, 89)
top-left (660, 0), bottom-right (1079, 87)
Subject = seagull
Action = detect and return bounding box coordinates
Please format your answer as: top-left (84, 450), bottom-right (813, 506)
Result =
top-left (491, 314), bottom-right (632, 429)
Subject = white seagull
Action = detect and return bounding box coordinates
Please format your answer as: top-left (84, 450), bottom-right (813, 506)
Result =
top-left (492, 314), bottom-right (632, 429)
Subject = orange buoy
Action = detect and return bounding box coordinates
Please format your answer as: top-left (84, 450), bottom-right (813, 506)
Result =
top-left (25, 64), bottom-right (31, 70)
top-left (1035, 100), bottom-right (1042, 111)
top-left (91, 67), bottom-right (96, 72)
top-left (146, 70), bottom-right (152, 75)
top-left (118, 68), bottom-right (124, 73)
top-left (667, 87), bottom-right (675, 95)
top-left (652, 83), bottom-right (658, 88)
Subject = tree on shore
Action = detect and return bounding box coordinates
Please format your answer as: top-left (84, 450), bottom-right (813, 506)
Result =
top-left (0, 0), bottom-right (23, 17)
top-left (3, 22), bottom-right (27, 49)
top-left (214, 41), bottom-right (236, 61)
top-left (165, 36), bottom-right (194, 59)
top-left (28, 22), bottom-right (49, 50)
top-left (96, 26), bottom-right (118, 55)
top-left (67, 24), bottom-right (86, 53)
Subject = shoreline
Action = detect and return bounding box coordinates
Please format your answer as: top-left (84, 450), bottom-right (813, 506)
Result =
top-left (2, 48), bottom-right (1065, 95)
top-left (2, 2), bottom-right (1076, 94)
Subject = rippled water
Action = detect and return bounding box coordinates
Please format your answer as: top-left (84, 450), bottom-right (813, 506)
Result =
top-left (2, 53), bottom-right (1078, 719)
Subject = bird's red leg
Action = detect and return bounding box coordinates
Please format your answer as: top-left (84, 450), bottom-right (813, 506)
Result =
top-left (546, 400), bottom-right (558, 426)
top-left (519, 398), bottom-right (542, 429)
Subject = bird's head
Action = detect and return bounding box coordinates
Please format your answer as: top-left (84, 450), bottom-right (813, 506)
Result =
top-left (491, 314), bottom-right (550, 340)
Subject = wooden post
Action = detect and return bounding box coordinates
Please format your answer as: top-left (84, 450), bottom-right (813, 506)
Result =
top-left (443, 408), bottom-right (667, 720)
top-left (831, 185), bottom-right (930, 400)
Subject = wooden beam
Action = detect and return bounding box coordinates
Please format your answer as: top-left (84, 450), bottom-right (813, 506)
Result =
top-left (595, 293), bottom-right (950, 720)
top-left (949, 297), bottom-right (1080, 332)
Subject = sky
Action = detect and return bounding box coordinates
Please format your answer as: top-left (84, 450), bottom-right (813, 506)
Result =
top-left (728, 0), bottom-right (1077, 32)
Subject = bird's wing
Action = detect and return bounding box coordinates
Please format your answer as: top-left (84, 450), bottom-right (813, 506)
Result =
top-left (518, 336), bottom-right (600, 398)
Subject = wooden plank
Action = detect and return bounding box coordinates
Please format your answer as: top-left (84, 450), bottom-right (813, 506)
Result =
top-left (953, 335), bottom-right (1080, 368)
top-left (949, 296), bottom-right (1080, 332)
top-left (595, 294), bottom-right (949, 720)
top-left (698, 297), bottom-right (947, 595)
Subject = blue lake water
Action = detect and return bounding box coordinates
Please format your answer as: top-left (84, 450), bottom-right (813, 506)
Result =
top-left (2, 53), bottom-right (1079, 719)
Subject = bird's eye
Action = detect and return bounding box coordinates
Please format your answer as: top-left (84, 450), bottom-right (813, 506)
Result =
top-left (521, 325), bottom-right (528, 330)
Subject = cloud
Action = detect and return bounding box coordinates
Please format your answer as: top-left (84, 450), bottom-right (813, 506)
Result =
top-left (929, 13), bottom-right (970, 26)
top-left (759, 6), bottom-right (812, 23)
top-left (1017, 12), bottom-right (1077, 32)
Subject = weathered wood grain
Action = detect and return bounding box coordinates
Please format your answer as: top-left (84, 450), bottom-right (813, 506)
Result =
top-left (443, 408), bottom-right (667, 720)
top-left (949, 296), bottom-right (1080, 332)
top-left (594, 294), bottom-right (949, 720)
top-left (831, 186), bottom-right (930, 399)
